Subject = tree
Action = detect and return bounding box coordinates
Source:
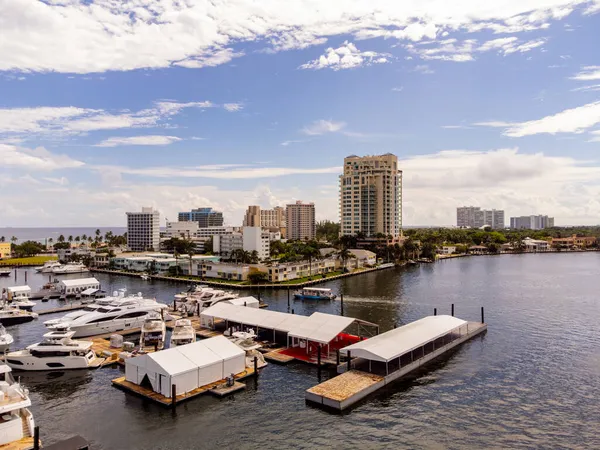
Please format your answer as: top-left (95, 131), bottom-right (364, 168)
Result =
top-left (95, 229), bottom-right (101, 240)
top-left (48, 237), bottom-right (54, 245)
top-left (316, 221), bottom-right (341, 243)
top-left (301, 244), bottom-right (320, 278)
top-left (82, 234), bottom-right (88, 241)
top-left (10, 236), bottom-right (18, 244)
top-left (336, 247), bottom-right (355, 272)
top-left (57, 235), bottom-right (65, 243)
top-left (53, 242), bottom-right (70, 250)
top-left (249, 250), bottom-right (260, 264)
top-left (248, 272), bottom-right (267, 284)
top-left (0, 237), bottom-right (4, 243)
top-left (162, 238), bottom-right (195, 255)
top-left (68, 235), bottom-right (73, 243)
top-left (12, 241), bottom-right (45, 258)
top-left (75, 236), bottom-right (80, 244)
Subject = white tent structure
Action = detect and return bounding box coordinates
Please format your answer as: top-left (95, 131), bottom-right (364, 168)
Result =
top-left (225, 296), bottom-right (259, 308)
top-left (125, 336), bottom-right (245, 398)
top-left (288, 313), bottom-right (355, 345)
top-left (59, 278), bottom-right (100, 296)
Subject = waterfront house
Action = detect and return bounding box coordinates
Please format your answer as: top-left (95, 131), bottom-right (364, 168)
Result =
top-left (522, 238), bottom-right (549, 251)
top-left (0, 242), bottom-right (11, 259)
top-left (468, 245), bottom-right (488, 255)
top-left (440, 246), bottom-right (457, 255)
top-left (550, 235), bottom-right (597, 249)
top-left (348, 249), bottom-right (377, 268)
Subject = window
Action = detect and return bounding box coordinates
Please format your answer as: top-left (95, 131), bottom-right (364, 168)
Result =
top-left (88, 316), bottom-right (114, 323)
top-left (117, 311), bottom-right (150, 319)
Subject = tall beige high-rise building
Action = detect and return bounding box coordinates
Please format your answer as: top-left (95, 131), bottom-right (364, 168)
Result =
top-left (243, 205), bottom-right (261, 227)
top-left (339, 154), bottom-right (402, 237)
top-left (261, 206), bottom-right (286, 228)
top-left (286, 201), bottom-right (315, 240)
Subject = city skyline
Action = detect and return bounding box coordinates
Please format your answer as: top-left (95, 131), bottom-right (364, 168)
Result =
top-left (2, 2), bottom-right (600, 227)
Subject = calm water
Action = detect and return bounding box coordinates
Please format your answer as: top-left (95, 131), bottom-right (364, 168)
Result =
top-left (1, 253), bottom-right (599, 449)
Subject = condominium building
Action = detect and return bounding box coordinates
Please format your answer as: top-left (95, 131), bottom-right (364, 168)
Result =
top-left (178, 207), bottom-right (223, 228)
top-left (339, 154), bottom-right (403, 237)
top-left (483, 209), bottom-right (505, 229)
top-left (457, 206), bottom-right (484, 228)
top-left (286, 201), bottom-right (316, 240)
top-left (242, 227), bottom-right (270, 260)
top-left (126, 207), bottom-right (160, 251)
top-left (261, 206), bottom-right (286, 227)
top-left (510, 215), bottom-right (555, 230)
top-left (243, 205), bottom-right (261, 227)
top-left (213, 232), bottom-right (244, 256)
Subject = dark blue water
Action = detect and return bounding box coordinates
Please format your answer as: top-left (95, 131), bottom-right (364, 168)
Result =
top-left (1, 253), bottom-right (599, 449)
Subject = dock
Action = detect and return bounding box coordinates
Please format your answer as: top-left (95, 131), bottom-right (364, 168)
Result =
top-left (0, 438), bottom-right (34, 450)
top-left (306, 317), bottom-right (487, 411)
top-left (111, 366), bottom-right (255, 407)
top-left (209, 381), bottom-right (246, 397)
top-left (263, 348), bottom-right (295, 364)
top-left (36, 303), bottom-right (87, 316)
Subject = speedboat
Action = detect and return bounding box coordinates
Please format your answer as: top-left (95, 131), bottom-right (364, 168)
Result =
top-left (0, 269), bottom-right (11, 277)
top-left (0, 325), bottom-right (14, 352)
top-left (51, 263), bottom-right (89, 274)
top-left (293, 287), bottom-right (336, 300)
top-left (0, 363), bottom-right (35, 446)
top-left (64, 297), bottom-right (170, 337)
top-left (169, 319), bottom-right (195, 347)
top-left (34, 261), bottom-right (61, 273)
top-left (0, 305), bottom-right (38, 326)
top-left (5, 328), bottom-right (103, 371)
top-left (139, 312), bottom-right (166, 352)
top-left (175, 288), bottom-right (238, 316)
top-left (10, 299), bottom-right (35, 312)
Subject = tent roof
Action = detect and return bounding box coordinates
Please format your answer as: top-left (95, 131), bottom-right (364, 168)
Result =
top-left (201, 303), bottom-right (309, 333)
top-left (226, 296), bottom-right (259, 307)
top-left (148, 348), bottom-right (198, 375)
top-left (176, 340), bottom-right (222, 369)
top-left (202, 335), bottom-right (244, 361)
top-left (60, 278), bottom-right (99, 287)
top-left (7, 285), bottom-right (31, 293)
top-left (341, 315), bottom-right (467, 362)
top-left (81, 288), bottom-right (98, 295)
top-left (288, 312), bottom-right (355, 344)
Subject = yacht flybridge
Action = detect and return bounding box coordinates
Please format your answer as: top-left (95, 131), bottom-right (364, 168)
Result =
top-left (169, 319), bottom-right (195, 347)
top-left (5, 328), bottom-right (104, 371)
top-left (34, 261), bottom-right (61, 273)
top-left (139, 312), bottom-right (166, 352)
top-left (0, 363), bottom-right (35, 446)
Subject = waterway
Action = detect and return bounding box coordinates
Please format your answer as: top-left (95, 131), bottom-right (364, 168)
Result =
top-left (1, 253), bottom-right (599, 449)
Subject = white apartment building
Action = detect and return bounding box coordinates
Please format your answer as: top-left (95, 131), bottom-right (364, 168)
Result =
top-left (457, 206), bottom-right (504, 229)
top-left (286, 201), bottom-right (316, 240)
top-left (164, 221), bottom-right (199, 239)
top-left (339, 154), bottom-right (403, 237)
top-left (483, 209), bottom-right (505, 229)
top-left (242, 227), bottom-right (270, 260)
top-left (510, 215), bottom-right (555, 230)
top-left (213, 232), bottom-right (244, 256)
top-left (194, 262), bottom-right (252, 281)
top-left (126, 207), bottom-right (160, 251)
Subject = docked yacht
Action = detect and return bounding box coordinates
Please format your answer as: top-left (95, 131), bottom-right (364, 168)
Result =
top-left (139, 312), bottom-right (166, 352)
top-left (293, 287), bottom-right (337, 300)
top-left (51, 263), bottom-right (89, 274)
top-left (0, 305), bottom-right (38, 326)
top-left (0, 325), bottom-right (14, 352)
top-left (0, 269), bottom-right (11, 277)
top-left (3, 286), bottom-right (35, 311)
top-left (169, 319), bottom-right (195, 347)
top-left (10, 299), bottom-right (35, 312)
top-left (175, 288), bottom-right (238, 316)
top-left (0, 363), bottom-right (35, 446)
top-left (5, 328), bottom-right (103, 371)
top-left (64, 298), bottom-right (170, 338)
top-left (34, 261), bottom-right (61, 273)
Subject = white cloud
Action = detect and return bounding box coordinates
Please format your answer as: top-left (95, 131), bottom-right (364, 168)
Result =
top-left (281, 139), bottom-right (308, 146)
top-left (302, 119), bottom-right (346, 135)
top-left (570, 66), bottom-right (600, 81)
top-left (0, 144), bottom-right (84, 171)
top-left (223, 103), bottom-right (243, 112)
top-left (476, 102), bottom-right (600, 137)
top-left (299, 41), bottom-right (390, 71)
top-left (571, 84), bottom-right (600, 92)
top-left (391, 86), bottom-right (404, 92)
top-left (94, 135), bottom-right (182, 148)
top-left (0, 0), bottom-right (591, 74)
top-left (414, 64), bottom-right (434, 74)
top-left (589, 130), bottom-right (600, 142)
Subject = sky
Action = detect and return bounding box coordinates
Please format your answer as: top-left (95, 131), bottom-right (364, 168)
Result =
top-left (1, 1), bottom-right (600, 227)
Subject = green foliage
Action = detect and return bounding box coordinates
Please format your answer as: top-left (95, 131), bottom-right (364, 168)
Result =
top-left (162, 237), bottom-right (196, 255)
top-left (53, 242), bottom-right (71, 250)
top-left (248, 272), bottom-right (267, 284)
top-left (316, 221), bottom-right (340, 243)
top-left (12, 240), bottom-right (46, 258)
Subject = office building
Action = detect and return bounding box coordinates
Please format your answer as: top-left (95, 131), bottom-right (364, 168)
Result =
top-left (178, 207), bottom-right (223, 228)
top-left (127, 207), bottom-right (160, 251)
top-left (339, 154), bottom-right (403, 237)
top-left (243, 205), bottom-right (261, 227)
top-left (510, 215), bottom-right (555, 230)
top-left (286, 201), bottom-right (316, 240)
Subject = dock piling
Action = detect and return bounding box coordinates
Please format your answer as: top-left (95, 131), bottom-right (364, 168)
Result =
top-left (291, 308), bottom-right (294, 315)
top-left (171, 385), bottom-right (177, 410)
top-left (287, 288), bottom-right (290, 312)
top-left (253, 356), bottom-right (258, 379)
top-left (481, 306), bottom-right (485, 323)
top-left (340, 293), bottom-right (344, 316)
top-left (25, 271), bottom-right (27, 283)
top-left (33, 426), bottom-right (39, 450)
top-left (317, 346), bottom-right (322, 381)
top-left (347, 350), bottom-right (351, 372)
top-left (434, 308), bottom-right (437, 316)
top-left (451, 303), bottom-right (454, 316)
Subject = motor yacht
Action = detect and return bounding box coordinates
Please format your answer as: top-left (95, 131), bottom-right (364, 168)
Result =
top-left (0, 363), bottom-right (35, 446)
top-left (34, 261), bottom-right (61, 273)
top-left (51, 263), bottom-right (89, 275)
top-left (9, 299), bottom-right (35, 312)
top-left (0, 269), bottom-right (11, 277)
top-left (0, 325), bottom-right (14, 353)
top-left (64, 298), bottom-right (170, 338)
top-left (227, 330), bottom-right (267, 369)
top-left (139, 312), bottom-right (166, 352)
top-left (5, 328), bottom-right (103, 371)
top-left (169, 319), bottom-right (195, 347)
top-left (175, 288), bottom-right (238, 316)
top-left (140, 273), bottom-right (151, 281)
top-left (0, 305), bottom-right (38, 326)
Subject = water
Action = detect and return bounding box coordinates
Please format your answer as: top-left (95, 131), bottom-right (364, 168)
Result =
top-left (0, 227), bottom-right (126, 244)
top-left (1, 253), bottom-right (599, 449)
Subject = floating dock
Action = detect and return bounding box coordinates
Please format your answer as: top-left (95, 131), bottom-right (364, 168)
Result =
top-left (306, 317), bottom-right (487, 411)
top-left (263, 348), bottom-right (295, 364)
top-left (36, 303), bottom-right (87, 316)
top-left (0, 437), bottom-right (34, 450)
top-left (209, 381), bottom-right (246, 397)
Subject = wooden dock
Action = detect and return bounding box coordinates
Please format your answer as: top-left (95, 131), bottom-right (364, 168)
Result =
top-left (36, 303), bottom-right (86, 316)
top-left (209, 381), bottom-right (246, 397)
top-left (112, 366), bottom-right (256, 407)
top-left (263, 348), bottom-right (295, 364)
top-left (0, 437), bottom-right (34, 450)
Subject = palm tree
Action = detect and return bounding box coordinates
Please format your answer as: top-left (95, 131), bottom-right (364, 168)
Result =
top-left (68, 235), bottom-right (73, 243)
top-left (81, 234), bottom-right (87, 242)
top-left (87, 236), bottom-right (93, 244)
top-left (75, 236), bottom-right (80, 244)
top-left (10, 236), bottom-right (18, 244)
top-left (57, 235), bottom-right (65, 243)
top-left (336, 247), bottom-right (353, 271)
top-left (0, 236), bottom-right (4, 243)
top-left (301, 245), bottom-right (320, 278)
top-left (48, 237), bottom-right (54, 245)
top-left (249, 250), bottom-right (259, 264)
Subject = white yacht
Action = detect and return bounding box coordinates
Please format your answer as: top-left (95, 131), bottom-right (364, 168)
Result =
top-left (139, 312), bottom-right (166, 352)
top-left (0, 363), bottom-right (35, 446)
top-left (34, 261), bottom-right (61, 273)
top-left (51, 263), bottom-right (89, 274)
top-left (169, 319), bottom-right (195, 347)
top-left (0, 325), bottom-right (14, 353)
top-left (5, 329), bottom-right (103, 371)
top-left (64, 298), bottom-right (170, 338)
top-left (175, 288), bottom-right (238, 316)
top-left (10, 299), bottom-right (35, 312)
top-left (0, 305), bottom-right (38, 326)
top-left (227, 330), bottom-right (267, 369)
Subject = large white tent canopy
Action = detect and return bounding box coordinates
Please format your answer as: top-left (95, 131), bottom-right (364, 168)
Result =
top-left (201, 303), bottom-right (308, 333)
top-left (288, 313), bottom-right (356, 345)
top-left (341, 315), bottom-right (467, 363)
top-left (225, 296), bottom-right (260, 308)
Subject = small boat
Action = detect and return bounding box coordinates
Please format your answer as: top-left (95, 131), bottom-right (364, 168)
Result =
top-left (169, 319), bottom-right (195, 347)
top-left (0, 325), bottom-right (14, 352)
top-left (0, 269), bottom-right (11, 277)
top-left (175, 288), bottom-right (238, 316)
top-left (0, 305), bottom-right (38, 326)
top-left (293, 287), bottom-right (336, 300)
top-left (139, 312), bottom-right (166, 352)
top-left (34, 261), bottom-right (61, 273)
top-left (227, 330), bottom-right (267, 369)
top-left (0, 363), bottom-right (35, 447)
top-left (5, 328), bottom-right (103, 371)
top-left (140, 273), bottom-right (150, 281)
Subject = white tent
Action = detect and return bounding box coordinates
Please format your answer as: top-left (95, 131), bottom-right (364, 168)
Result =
top-left (125, 335), bottom-right (245, 398)
top-left (201, 303), bottom-right (308, 333)
top-left (340, 315), bottom-right (467, 362)
top-left (287, 312), bottom-right (355, 345)
top-left (225, 296), bottom-right (259, 308)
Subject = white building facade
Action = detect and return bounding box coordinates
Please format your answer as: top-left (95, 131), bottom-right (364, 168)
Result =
top-left (510, 215), bottom-right (555, 230)
top-left (127, 207), bottom-right (160, 251)
top-left (242, 227), bottom-right (270, 260)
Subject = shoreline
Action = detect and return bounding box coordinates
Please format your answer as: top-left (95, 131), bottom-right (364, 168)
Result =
top-left (436, 248), bottom-right (599, 260)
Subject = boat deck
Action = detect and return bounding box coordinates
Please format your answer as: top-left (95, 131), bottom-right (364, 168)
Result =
top-left (263, 348), bottom-right (295, 364)
top-left (36, 303), bottom-right (87, 316)
top-left (307, 370), bottom-right (384, 403)
top-left (0, 437), bottom-right (34, 450)
top-left (112, 366), bottom-right (256, 406)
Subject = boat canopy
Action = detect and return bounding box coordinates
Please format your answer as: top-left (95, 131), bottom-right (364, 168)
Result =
top-left (287, 312), bottom-right (355, 344)
top-left (7, 285), bottom-right (31, 293)
top-left (225, 296), bottom-right (259, 308)
top-left (59, 278), bottom-right (99, 287)
top-left (301, 287), bottom-right (332, 292)
top-left (201, 303), bottom-right (308, 333)
top-left (340, 315), bottom-right (467, 363)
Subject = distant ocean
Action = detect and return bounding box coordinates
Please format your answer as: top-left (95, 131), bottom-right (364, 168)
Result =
top-left (0, 227), bottom-right (127, 244)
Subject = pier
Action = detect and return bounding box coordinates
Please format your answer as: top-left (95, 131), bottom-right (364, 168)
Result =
top-left (306, 315), bottom-right (487, 411)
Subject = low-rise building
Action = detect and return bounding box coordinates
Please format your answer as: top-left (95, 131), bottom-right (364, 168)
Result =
top-left (468, 245), bottom-right (488, 254)
top-left (267, 258), bottom-right (339, 282)
top-left (348, 249), bottom-right (377, 267)
top-left (522, 238), bottom-right (549, 251)
top-left (550, 235), bottom-right (596, 248)
top-left (440, 246), bottom-right (457, 255)
top-left (198, 262), bottom-right (253, 281)
top-left (57, 247), bottom-right (95, 262)
top-left (0, 242), bottom-right (11, 259)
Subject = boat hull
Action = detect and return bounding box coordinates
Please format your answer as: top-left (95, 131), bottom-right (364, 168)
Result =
top-left (0, 272), bottom-right (11, 277)
top-left (70, 316), bottom-right (149, 338)
top-left (5, 353), bottom-right (98, 371)
top-left (293, 294), bottom-right (335, 300)
top-left (0, 315), bottom-right (36, 326)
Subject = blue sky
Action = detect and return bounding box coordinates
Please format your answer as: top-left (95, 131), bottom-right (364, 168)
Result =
top-left (1, 0), bottom-right (600, 227)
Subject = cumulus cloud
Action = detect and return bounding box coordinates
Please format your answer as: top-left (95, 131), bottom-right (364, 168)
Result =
top-left (0, 144), bottom-right (84, 171)
top-left (299, 41), bottom-right (390, 71)
top-left (301, 120), bottom-right (346, 135)
top-left (414, 64), bottom-right (434, 74)
top-left (223, 103), bottom-right (243, 112)
top-left (570, 66), bottom-right (600, 81)
top-left (589, 130), bottom-right (600, 142)
top-left (94, 135), bottom-right (182, 147)
top-left (476, 101), bottom-right (600, 137)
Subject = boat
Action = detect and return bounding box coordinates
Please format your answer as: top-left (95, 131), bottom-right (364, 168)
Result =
top-left (30, 280), bottom-right (62, 300)
top-left (62, 297), bottom-right (170, 338)
top-left (51, 263), bottom-right (89, 274)
top-left (227, 330), bottom-right (267, 369)
top-left (169, 319), bottom-right (196, 347)
top-left (0, 363), bottom-right (35, 446)
top-left (9, 299), bottom-right (35, 312)
top-left (0, 269), bottom-right (11, 277)
top-left (175, 288), bottom-right (238, 316)
top-left (34, 261), bottom-right (61, 273)
top-left (140, 273), bottom-right (150, 281)
top-left (139, 312), bottom-right (166, 352)
top-left (0, 305), bottom-right (38, 326)
top-left (0, 325), bottom-right (14, 352)
top-left (5, 328), bottom-right (104, 371)
top-left (293, 287), bottom-right (336, 300)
